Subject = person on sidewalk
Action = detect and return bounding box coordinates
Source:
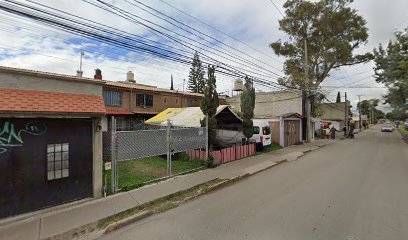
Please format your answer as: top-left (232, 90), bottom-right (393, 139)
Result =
top-left (343, 125), bottom-right (347, 137)
top-left (325, 128), bottom-right (331, 139)
top-left (330, 126), bottom-right (337, 139)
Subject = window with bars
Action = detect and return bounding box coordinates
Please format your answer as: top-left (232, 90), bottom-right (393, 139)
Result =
top-left (47, 143), bottom-right (69, 180)
top-left (136, 94), bottom-right (153, 107)
top-left (103, 90), bottom-right (122, 106)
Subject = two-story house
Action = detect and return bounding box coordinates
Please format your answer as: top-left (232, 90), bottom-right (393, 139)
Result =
top-left (99, 71), bottom-right (204, 131)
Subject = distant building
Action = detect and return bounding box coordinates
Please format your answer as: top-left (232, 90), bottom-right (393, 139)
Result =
top-left (227, 90), bottom-right (303, 118)
top-left (227, 91), bottom-right (304, 147)
top-left (320, 101), bottom-right (351, 128)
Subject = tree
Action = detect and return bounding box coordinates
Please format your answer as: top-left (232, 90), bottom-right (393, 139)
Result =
top-left (200, 65), bottom-right (220, 148)
top-left (373, 28), bottom-right (408, 114)
top-left (240, 76), bottom-right (256, 140)
top-left (187, 52), bottom-right (205, 93)
top-left (270, 0), bottom-right (373, 89)
top-left (336, 91), bottom-right (341, 103)
top-left (170, 74), bottom-right (174, 90)
top-left (357, 98), bottom-right (382, 123)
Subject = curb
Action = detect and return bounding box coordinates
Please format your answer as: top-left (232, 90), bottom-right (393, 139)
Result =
top-left (97, 158), bottom-right (290, 236)
top-left (104, 211), bottom-right (153, 234)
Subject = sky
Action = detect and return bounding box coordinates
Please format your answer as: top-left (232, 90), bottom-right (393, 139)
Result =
top-left (0, 0), bottom-right (407, 113)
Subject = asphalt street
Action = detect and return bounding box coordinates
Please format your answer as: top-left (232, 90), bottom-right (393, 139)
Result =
top-left (102, 126), bottom-right (408, 240)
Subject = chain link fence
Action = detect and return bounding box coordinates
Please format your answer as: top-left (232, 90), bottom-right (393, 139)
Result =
top-left (103, 117), bottom-right (208, 194)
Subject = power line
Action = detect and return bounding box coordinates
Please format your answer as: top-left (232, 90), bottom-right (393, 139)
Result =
top-left (86, 0), bottom-right (284, 80)
top-left (0, 0), bottom-right (297, 94)
top-left (158, 0), bottom-right (283, 64)
top-left (127, 0), bottom-right (284, 73)
top-left (266, 0), bottom-right (285, 17)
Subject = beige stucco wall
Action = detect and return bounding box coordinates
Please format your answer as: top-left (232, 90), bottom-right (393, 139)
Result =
top-left (227, 91), bottom-right (302, 118)
top-left (320, 102), bottom-right (349, 121)
top-left (0, 72), bottom-right (103, 96)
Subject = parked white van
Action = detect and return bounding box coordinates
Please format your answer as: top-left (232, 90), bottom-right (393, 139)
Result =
top-left (251, 120), bottom-right (272, 149)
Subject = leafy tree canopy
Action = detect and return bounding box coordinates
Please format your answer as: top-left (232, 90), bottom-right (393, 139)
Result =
top-left (373, 28), bottom-right (408, 111)
top-left (271, 0), bottom-right (373, 88)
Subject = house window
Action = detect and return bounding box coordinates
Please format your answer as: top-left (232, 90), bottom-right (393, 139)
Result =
top-left (136, 94), bottom-right (153, 107)
top-left (103, 90), bottom-right (122, 106)
top-left (164, 97), bottom-right (167, 103)
top-left (176, 98), bottom-right (178, 105)
top-left (253, 126), bottom-right (260, 134)
top-left (47, 143), bottom-right (69, 180)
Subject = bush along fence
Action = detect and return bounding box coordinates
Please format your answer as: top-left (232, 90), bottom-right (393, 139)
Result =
top-left (187, 143), bottom-right (256, 165)
top-left (103, 117), bottom-right (208, 195)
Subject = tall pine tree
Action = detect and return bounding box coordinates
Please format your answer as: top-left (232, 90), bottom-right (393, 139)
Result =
top-left (240, 76), bottom-right (256, 140)
top-left (336, 91), bottom-right (341, 103)
top-left (201, 65), bottom-right (219, 148)
top-left (187, 52), bottom-right (205, 93)
top-left (170, 74), bottom-right (174, 90)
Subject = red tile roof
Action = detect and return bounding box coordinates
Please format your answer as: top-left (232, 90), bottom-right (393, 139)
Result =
top-left (0, 88), bottom-right (106, 115)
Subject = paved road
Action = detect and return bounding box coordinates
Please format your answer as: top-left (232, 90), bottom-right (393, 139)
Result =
top-left (102, 126), bottom-right (408, 240)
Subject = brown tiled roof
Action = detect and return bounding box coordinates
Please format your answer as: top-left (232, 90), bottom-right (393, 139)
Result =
top-left (105, 81), bottom-right (204, 97)
top-left (0, 88), bottom-right (106, 115)
top-left (0, 66), bottom-right (105, 85)
top-left (106, 110), bottom-right (134, 115)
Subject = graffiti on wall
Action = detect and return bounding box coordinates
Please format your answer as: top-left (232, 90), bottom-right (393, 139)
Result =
top-left (0, 121), bottom-right (47, 154)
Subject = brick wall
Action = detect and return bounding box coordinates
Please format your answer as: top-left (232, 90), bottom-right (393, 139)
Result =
top-left (104, 86), bottom-right (202, 113)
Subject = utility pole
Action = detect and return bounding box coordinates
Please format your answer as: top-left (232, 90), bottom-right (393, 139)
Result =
top-left (357, 95), bottom-right (363, 132)
top-left (304, 38), bottom-right (311, 143)
top-left (344, 92), bottom-right (348, 136)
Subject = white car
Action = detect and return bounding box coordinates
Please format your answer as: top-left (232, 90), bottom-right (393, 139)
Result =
top-left (381, 124), bottom-right (394, 132)
top-left (251, 120), bottom-right (272, 149)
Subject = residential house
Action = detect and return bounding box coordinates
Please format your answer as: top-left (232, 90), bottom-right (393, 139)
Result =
top-left (320, 101), bottom-right (351, 129)
top-left (101, 71), bottom-right (205, 131)
top-left (0, 66), bottom-right (105, 219)
top-left (227, 90), bottom-right (304, 147)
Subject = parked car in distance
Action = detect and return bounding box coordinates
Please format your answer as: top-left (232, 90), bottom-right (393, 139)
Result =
top-left (251, 120), bottom-right (272, 150)
top-left (381, 123), bottom-right (395, 132)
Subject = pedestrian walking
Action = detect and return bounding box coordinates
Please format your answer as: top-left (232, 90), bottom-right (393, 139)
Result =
top-left (330, 126), bottom-right (337, 139)
top-left (343, 125), bottom-right (347, 136)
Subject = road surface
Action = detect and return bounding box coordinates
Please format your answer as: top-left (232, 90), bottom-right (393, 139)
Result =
top-left (102, 126), bottom-right (408, 240)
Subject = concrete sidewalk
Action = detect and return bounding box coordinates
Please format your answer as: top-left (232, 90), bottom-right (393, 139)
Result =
top-left (0, 138), bottom-right (339, 240)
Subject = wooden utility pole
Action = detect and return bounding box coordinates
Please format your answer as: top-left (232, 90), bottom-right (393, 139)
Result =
top-left (304, 38), bottom-right (311, 142)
